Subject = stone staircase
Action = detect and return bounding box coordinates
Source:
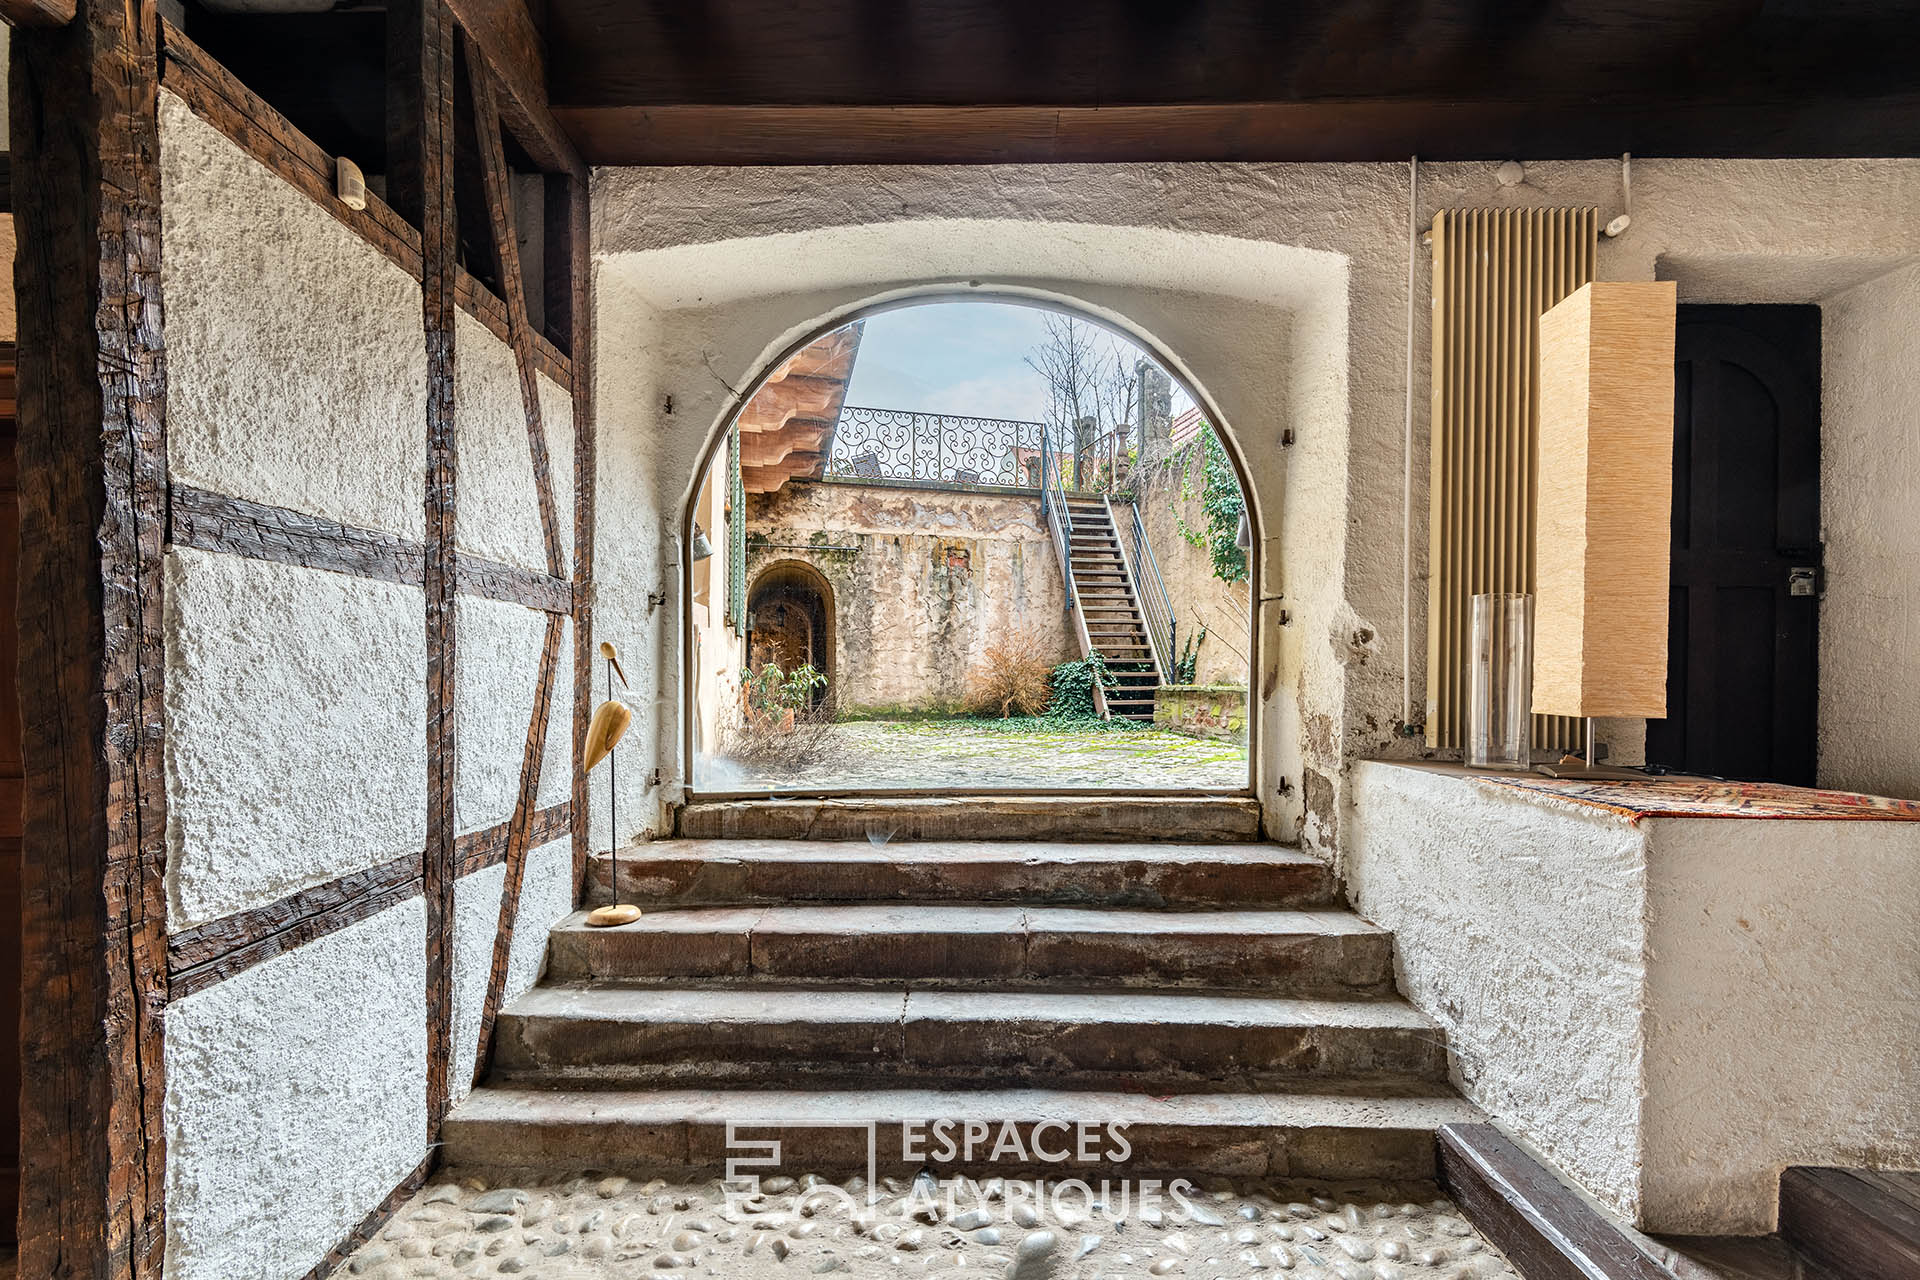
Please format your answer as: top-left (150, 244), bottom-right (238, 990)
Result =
top-left (442, 799), bottom-right (1478, 1180)
top-left (1062, 498), bottom-right (1161, 722)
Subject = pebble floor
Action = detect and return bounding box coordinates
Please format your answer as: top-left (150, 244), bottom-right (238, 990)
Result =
top-left (703, 721), bottom-right (1249, 792)
top-left (342, 1171), bottom-right (1520, 1280)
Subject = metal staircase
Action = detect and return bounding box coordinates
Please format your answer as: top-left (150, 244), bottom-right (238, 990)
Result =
top-left (1038, 431), bottom-right (1172, 722)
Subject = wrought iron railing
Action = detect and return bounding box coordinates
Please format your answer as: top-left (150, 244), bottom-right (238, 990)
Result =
top-left (825, 406), bottom-right (1054, 489)
top-left (1127, 502), bottom-right (1178, 683)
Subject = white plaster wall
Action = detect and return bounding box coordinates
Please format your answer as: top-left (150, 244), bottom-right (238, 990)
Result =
top-left (593, 157), bottom-right (1920, 847)
top-left (453, 597), bottom-right (574, 835)
top-left (163, 547), bottom-right (427, 930)
top-left (159, 90), bottom-right (427, 539)
top-left (1349, 761), bottom-right (1920, 1233)
top-left (164, 897), bottom-right (427, 1280)
top-left (587, 265), bottom-right (670, 847)
top-left (1346, 762), bottom-right (1651, 1217)
top-left (449, 837), bottom-right (572, 1104)
top-left (454, 309), bottom-right (577, 575)
top-left (1819, 260), bottom-right (1920, 799)
top-left (1641, 816), bottom-right (1920, 1233)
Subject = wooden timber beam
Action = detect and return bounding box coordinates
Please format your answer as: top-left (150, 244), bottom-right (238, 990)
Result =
top-left (162, 802), bottom-right (569, 1001)
top-left (11, 1), bottom-right (170, 1276)
top-left (0, 0), bottom-right (74, 27)
top-left (170, 485), bottom-right (571, 614)
top-left (564, 170), bottom-right (595, 896)
top-left (1437, 1125), bottom-right (1675, 1280)
top-left (445, 0), bottom-right (584, 179)
top-left (464, 45), bottom-right (573, 1085)
top-left (389, 0), bottom-right (461, 1150)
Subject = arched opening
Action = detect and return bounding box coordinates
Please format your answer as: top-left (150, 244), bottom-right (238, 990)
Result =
top-left (746, 560), bottom-right (836, 707)
top-left (686, 293), bottom-right (1260, 795)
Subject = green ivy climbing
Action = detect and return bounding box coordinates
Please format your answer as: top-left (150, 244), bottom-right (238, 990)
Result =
top-left (1169, 425), bottom-right (1248, 585)
top-left (1046, 653), bottom-right (1118, 721)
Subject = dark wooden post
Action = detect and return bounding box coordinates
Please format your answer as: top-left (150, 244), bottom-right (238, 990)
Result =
top-left (389, 0), bottom-right (462, 1140)
top-left (10, 1), bottom-right (172, 1277)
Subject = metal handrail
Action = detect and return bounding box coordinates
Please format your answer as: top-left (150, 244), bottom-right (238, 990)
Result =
top-left (1127, 502), bottom-right (1178, 683)
top-left (1039, 425), bottom-right (1109, 719)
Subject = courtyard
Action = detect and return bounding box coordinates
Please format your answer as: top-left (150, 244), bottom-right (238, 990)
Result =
top-left (708, 719), bottom-right (1249, 793)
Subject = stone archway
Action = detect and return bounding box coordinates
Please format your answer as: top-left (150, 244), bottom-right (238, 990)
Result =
top-left (746, 560), bottom-right (836, 708)
top-left (599, 215), bottom-right (1354, 839)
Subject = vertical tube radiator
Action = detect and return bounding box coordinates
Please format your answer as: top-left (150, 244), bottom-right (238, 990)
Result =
top-left (1425, 207), bottom-right (1596, 752)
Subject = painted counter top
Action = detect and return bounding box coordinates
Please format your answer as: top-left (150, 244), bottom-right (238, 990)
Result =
top-left (1362, 759), bottom-right (1920, 823)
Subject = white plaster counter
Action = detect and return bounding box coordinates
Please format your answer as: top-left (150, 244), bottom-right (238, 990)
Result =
top-left (1345, 760), bottom-right (1920, 1235)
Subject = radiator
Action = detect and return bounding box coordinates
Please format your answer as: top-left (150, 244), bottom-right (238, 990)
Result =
top-left (1425, 207), bottom-right (1596, 753)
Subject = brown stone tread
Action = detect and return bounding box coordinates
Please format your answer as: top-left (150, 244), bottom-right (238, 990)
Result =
top-left (675, 796), bottom-right (1263, 840)
top-left (546, 904), bottom-right (1391, 992)
top-left (491, 984), bottom-right (1447, 1085)
top-left (441, 1085), bottom-right (1483, 1178)
top-left (588, 839), bottom-right (1334, 908)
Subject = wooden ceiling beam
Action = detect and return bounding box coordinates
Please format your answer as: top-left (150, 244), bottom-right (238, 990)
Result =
top-left (445, 0), bottom-right (585, 178)
top-left (0, 0), bottom-right (74, 27)
top-left (554, 95), bottom-right (1920, 166)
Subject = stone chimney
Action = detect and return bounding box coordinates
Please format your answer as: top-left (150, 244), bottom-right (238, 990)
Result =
top-left (1135, 361), bottom-right (1174, 463)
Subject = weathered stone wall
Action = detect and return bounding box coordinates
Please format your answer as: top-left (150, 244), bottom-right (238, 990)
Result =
top-left (1154, 685), bottom-right (1248, 743)
top-left (744, 481), bottom-right (1076, 715)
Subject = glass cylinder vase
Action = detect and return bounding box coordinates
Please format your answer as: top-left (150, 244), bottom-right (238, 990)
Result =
top-left (1467, 592), bottom-right (1533, 770)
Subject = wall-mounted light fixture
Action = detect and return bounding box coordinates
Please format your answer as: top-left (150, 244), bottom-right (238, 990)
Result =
top-left (691, 523), bottom-right (714, 561)
top-left (335, 156), bottom-right (368, 211)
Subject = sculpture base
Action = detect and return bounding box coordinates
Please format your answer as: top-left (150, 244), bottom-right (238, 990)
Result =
top-left (585, 903), bottom-right (642, 928)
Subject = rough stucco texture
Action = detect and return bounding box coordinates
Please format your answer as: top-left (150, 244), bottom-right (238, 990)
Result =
top-left (1345, 762), bottom-right (1649, 1218)
top-left (164, 897), bottom-right (428, 1280)
top-left (164, 547), bottom-right (427, 930)
top-left (159, 90), bottom-right (427, 540)
top-left (744, 481), bottom-right (1074, 714)
top-left (1349, 762), bottom-right (1920, 1234)
top-left (1641, 816), bottom-right (1920, 1233)
top-left (454, 308), bottom-right (577, 575)
top-left (449, 837), bottom-right (572, 1105)
top-left (453, 598), bottom-right (573, 835)
top-left (1819, 261), bottom-right (1920, 800)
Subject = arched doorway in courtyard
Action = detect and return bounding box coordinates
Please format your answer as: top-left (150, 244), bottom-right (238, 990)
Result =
top-left (747, 560), bottom-right (836, 709)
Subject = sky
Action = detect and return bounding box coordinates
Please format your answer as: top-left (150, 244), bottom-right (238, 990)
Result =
top-left (840, 300), bottom-right (1194, 425)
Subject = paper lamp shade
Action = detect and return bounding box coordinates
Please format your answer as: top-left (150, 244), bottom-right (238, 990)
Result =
top-left (1532, 281), bottom-right (1678, 720)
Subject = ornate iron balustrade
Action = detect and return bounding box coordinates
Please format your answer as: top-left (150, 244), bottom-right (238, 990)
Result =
top-left (825, 406), bottom-right (1063, 489)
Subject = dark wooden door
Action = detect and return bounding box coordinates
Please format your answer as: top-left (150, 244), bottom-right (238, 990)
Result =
top-left (1646, 306), bottom-right (1821, 784)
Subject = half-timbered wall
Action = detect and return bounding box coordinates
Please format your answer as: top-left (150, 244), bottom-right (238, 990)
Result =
top-left (151, 50), bottom-right (581, 1280)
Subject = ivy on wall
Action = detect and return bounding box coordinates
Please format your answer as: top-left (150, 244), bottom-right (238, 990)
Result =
top-left (1172, 425), bottom-right (1248, 585)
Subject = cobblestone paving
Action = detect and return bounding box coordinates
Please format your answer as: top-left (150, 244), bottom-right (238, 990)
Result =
top-left (346, 1171), bottom-right (1518, 1280)
top-left (705, 721), bottom-right (1248, 792)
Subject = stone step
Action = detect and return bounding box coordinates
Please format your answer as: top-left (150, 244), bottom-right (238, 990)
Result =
top-left (442, 1084), bottom-right (1481, 1179)
top-left (492, 986), bottom-right (1446, 1086)
top-left (587, 840), bottom-right (1336, 909)
top-left (547, 905), bottom-right (1390, 992)
top-left (675, 797), bottom-right (1263, 841)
